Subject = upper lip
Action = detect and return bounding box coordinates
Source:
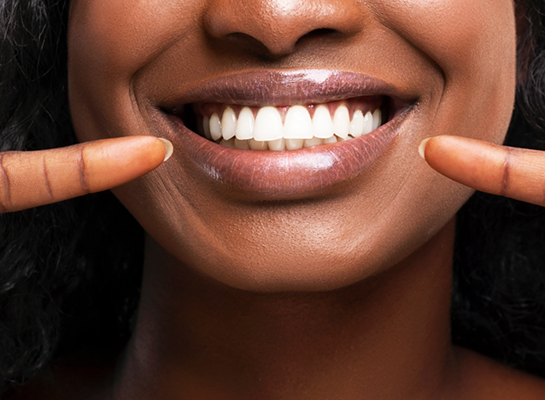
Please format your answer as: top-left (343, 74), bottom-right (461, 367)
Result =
top-left (161, 69), bottom-right (414, 111)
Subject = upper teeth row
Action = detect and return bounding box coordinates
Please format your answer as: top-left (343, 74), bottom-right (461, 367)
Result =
top-left (202, 105), bottom-right (382, 143)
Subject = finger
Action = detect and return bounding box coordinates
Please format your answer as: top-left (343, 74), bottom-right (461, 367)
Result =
top-left (0, 136), bottom-right (172, 213)
top-left (419, 135), bottom-right (545, 206)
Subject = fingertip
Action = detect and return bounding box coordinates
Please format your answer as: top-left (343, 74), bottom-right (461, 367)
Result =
top-left (418, 138), bottom-right (431, 160)
top-left (159, 138), bottom-right (173, 162)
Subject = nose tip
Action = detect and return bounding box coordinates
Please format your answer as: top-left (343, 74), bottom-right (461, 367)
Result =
top-left (203, 0), bottom-right (365, 58)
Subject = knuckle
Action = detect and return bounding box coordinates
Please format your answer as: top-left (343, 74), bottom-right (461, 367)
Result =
top-left (77, 146), bottom-right (91, 194)
top-left (499, 148), bottom-right (511, 197)
top-left (42, 153), bottom-right (54, 200)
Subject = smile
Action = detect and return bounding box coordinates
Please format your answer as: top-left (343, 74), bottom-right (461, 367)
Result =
top-left (190, 98), bottom-right (385, 151)
top-left (158, 70), bottom-right (415, 199)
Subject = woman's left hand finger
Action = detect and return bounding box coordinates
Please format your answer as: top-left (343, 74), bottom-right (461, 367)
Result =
top-left (419, 135), bottom-right (545, 206)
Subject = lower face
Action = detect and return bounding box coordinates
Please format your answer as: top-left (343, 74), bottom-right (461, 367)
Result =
top-left (67, 0), bottom-right (516, 291)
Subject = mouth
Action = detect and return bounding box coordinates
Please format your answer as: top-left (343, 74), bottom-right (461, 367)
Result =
top-left (158, 70), bottom-right (415, 199)
top-left (176, 97), bottom-right (387, 151)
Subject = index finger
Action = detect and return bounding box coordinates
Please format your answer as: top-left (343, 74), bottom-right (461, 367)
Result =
top-left (0, 136), bottom-right (172, 212)
top-left (419, 135), bottom-right (545, 207)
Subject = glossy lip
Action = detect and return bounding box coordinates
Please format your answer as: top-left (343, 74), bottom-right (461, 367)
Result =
top-left (158, 70), bottom-right (415, 200)
top-left (163, 70), bottom-right (412, 108)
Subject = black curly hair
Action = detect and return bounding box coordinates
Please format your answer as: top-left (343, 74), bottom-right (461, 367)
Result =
top-left (1, 0), bottom-right (545, 393)
top-left (0, 0), bottom-right (144, 391)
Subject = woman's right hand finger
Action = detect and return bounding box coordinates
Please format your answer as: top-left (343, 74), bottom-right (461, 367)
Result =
top-left (0, 136), bottom-right (172, 213)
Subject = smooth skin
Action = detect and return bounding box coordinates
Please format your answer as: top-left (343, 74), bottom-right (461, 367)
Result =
top-left (5, 0), bottom-right (545, 399)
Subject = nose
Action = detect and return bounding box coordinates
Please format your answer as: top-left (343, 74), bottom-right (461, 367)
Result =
top-left (203, 0), bottom-right (365, 58)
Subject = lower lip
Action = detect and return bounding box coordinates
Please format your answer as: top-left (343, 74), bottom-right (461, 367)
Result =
top-left (162, 109), bottom-right (410, 200)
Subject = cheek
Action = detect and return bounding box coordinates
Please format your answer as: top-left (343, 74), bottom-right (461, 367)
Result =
top-left (68, 1), bottom-right (190, 74)
top-left (376, 0), bottom-right (515, 72)
top-left (375, 0), bottom-right (516, 142)
top-left (67, 0), bottom-right (200, 142)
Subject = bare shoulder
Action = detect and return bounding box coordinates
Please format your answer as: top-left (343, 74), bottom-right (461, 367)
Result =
top-left (456, 347), bottom-right (545, 400)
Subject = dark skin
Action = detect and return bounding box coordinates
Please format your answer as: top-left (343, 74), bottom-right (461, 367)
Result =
top-left (5, 0), bottom-right (545, 399)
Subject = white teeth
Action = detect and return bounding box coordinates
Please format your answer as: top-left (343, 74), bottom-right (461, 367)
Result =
top-left (235, 107), bottom-right (254, 140)
top-left (234, 138), bottom-right (250, 150)
top-left (304, 137), bottom-right (323, 148)
top-left (254, 106), bottom-right (283, 141)
top-left (284, 105), bottom-right (313, 139)
top-left (249, 138), bottom-right (268, 150)
top-left (221, 107), bottom-right (237, 140)
top-left (219, 138), bottom-right (234, 148)
top-left (349, 110), bottom-right (364, 138)
top-left (363, 111), bottom-right (373, 135)
top-left (372, 108), bottom-right (382, 131)
top-left (210, 113), bottom-right (222, 141)
top-left (206, 104), bottom-right (385, 150)
top-left (332, 105), bottom-right (350, 139)
top-left (312, 105), bottom-right (334, 139)
top-left (285, 138), bottom-right (304, 150)
top-left (267, 137), bottom-right (285, 151)
top-left (202, 116), bottom-right (211, 139)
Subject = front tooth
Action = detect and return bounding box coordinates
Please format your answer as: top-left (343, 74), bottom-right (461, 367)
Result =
top-left (267, 137), bottom-right (285, 151)
top-left (304, 137), bottom-right (323, 148)
top-left (285, 138), bottom-right (304, 150)
top-left (372, 108), bottom-right (382, 130)
top-left (284, 106), bottom-right (313, 139)
top-left (324, 136), bottom-right (337, 144)
top-left (210, 113), bottom-right (222, 141)
top-left (202, 116), bottom-right (211, 139)
top-left (254, 107), bottom-right (283, 141)
top-left (234, 138), bottom-right (250, 149)
top-left (312, 105), bottom-right (334, 139)
top-left (362, 111), bottom-right (373, 135)
top-left (332, 105), bottom-right (350, 139)
top-left (249, 138), bottom-right (268, 150)
top-left (221, 107), bottom-right (237, 140)
top-left (235, 107), bottom-right (254, 140)
top-left (219, 138), bottom-right (235, 148)
top-left (349, 110), bottom-right (364, 137)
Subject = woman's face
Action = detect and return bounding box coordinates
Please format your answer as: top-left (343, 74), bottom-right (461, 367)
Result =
top-left (68, 0), bottom-right (516, 291)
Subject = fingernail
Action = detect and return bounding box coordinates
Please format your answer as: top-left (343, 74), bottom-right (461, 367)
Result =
top-left (418, 138), bottom-right (430, 160)
top-left (159, 138), bottom-right (173, 162)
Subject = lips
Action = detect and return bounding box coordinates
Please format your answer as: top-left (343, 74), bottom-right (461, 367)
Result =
top-left (157, 70), bottom-right (414, 199)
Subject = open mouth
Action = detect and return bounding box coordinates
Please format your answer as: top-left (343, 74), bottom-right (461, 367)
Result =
top-left (157, 70), bottom-right (414, 198)
top-left (174, 96), bottom-right (390, 151)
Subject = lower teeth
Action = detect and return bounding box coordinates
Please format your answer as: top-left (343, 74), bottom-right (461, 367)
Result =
top-left (218, 135), bottom-right (357, 151)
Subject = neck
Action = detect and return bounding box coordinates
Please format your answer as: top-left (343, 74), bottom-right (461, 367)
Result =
top-left (113, 219), bottom-right (459, 400)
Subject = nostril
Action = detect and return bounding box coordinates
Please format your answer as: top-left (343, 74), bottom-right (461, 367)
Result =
top-left (221, 31), bottom-right (315, 60)
top-left (203, 0), bottom-right (366, 59)
top-left (225, 29), bottom-right (342, 59)
top-left (224, 32), bottom-right (272, 55)
top-left (297, 28), bottom-right (339, 43)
